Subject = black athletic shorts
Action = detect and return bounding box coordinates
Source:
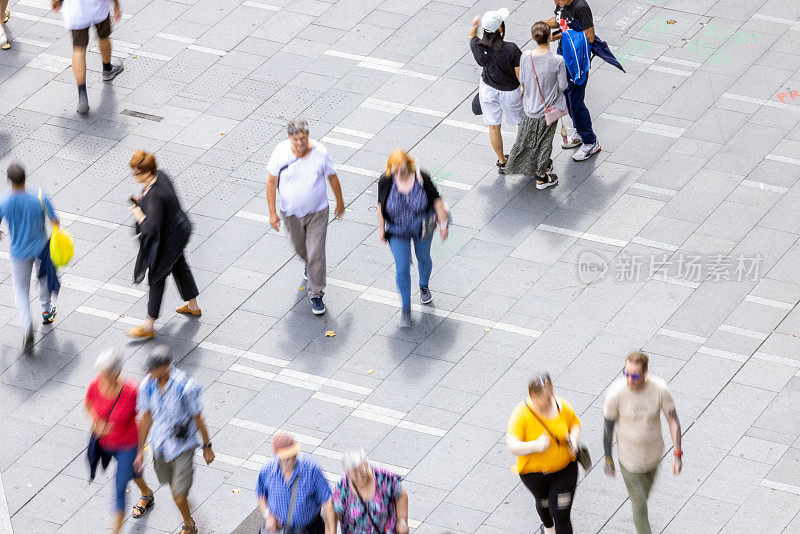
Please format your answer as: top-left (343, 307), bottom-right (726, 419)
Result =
top-left (71, 15), bottom-right (112, 48)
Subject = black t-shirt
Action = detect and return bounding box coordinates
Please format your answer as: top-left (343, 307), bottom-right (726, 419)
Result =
top-left (470, 37), bottom-right (522, 91)
top-left (555, 0), bottom-right (594, 31)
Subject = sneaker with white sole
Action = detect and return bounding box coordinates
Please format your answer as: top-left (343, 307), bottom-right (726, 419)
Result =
top-left (102, 61), bottom-right (124, 81)
top-left (419, 287), bottom-right (432, 305)
top-left (311, 297), bottom-right (326, 315)
top-left (561, 134), bottom-right (582, 149)
top-left (572, 142), bottom-right (601, 161)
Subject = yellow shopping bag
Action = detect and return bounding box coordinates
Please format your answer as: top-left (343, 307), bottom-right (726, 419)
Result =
top-left (38, 189), bottom-right (74, 268)
top-left (50, 225), bottom-right (74, 267)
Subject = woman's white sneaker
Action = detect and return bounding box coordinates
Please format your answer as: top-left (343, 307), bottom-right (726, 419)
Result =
top-left (561, 134), bottom-right (582, 149)
top-left (572, 142), bottom-right (601, 161)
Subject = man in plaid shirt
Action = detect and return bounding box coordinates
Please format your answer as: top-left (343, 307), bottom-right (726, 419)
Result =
top-left (256, 434), bottom-right (334, 533)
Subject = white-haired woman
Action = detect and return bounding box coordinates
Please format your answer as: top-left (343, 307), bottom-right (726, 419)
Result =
top-left (332, 448), bottom-right (409, 534)
top-left (85, 348), bottom-right (155, 533)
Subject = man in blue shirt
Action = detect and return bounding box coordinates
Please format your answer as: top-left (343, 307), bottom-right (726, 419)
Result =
top-left (134, 348), bottom-right (215, 534)
top-left (256, 434), bottom-right (334, 533)
top-left (0, 163), bottom-right (59, 353)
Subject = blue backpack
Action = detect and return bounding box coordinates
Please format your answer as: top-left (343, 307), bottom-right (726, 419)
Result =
top-left (560, 29), bottom-right (591, 85)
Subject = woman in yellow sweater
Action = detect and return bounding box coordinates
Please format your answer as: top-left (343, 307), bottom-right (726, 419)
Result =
top-left (507, 373), bottom-right (581, 534)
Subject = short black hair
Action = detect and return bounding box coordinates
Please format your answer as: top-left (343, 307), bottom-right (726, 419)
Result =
top-left (145, 346), bottom-right (172, 372)
top-left (7, 163), bottom-right (25, 186)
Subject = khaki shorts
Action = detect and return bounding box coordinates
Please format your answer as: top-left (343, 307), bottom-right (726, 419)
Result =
top-left (153, 449), bottom-right (195, 496)
top-left (71, 15), bottom-right (112, 48)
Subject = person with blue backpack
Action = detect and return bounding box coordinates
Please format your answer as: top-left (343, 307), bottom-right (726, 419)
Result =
top-left (546, 0), bottom-right (601, 162)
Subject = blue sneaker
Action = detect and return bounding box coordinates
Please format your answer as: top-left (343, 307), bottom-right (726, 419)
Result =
top-left (311, 297), bottom-right (326, 315)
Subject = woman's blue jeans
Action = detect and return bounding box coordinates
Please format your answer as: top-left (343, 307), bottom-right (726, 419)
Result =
top-left (109, 446), bottom-right (140, 512)
top-left (389, 234), bottom-right (433, 312)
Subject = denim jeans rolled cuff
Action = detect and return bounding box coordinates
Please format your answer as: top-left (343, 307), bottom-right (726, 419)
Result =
top-left (389, 234), bottom-right (433, 311)
top-left (564, 79), bottom-right (597, 145)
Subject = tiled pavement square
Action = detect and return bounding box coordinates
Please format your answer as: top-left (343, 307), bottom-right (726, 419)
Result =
top-left (2, 0), bottom-right (800, 533)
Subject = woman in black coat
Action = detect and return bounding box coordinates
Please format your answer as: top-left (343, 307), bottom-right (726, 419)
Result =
top-left (127, 150), bottom-right (201, 339)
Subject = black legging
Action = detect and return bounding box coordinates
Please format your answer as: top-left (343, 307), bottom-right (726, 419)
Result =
top-left (147, 253), bottom-right (199, 318)
top-left (520, 461), bottom-right (578, 534)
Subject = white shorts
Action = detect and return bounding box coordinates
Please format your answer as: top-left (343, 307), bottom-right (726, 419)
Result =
top-left (479, 81), bottom-right (523, 126)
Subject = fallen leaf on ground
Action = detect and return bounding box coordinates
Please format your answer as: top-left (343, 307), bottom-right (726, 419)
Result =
top-left (232, 488), bottom-right (242, 494)
top-left (484, 328), bottom-right (490, 332)
top-left (325, 330), bottom-right (336, 337)
top-left (368, 369), bottom-right (374, 374)
top-left (667, 19), bottom-right (677, 24)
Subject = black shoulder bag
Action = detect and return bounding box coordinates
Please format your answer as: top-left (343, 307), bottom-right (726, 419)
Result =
top-left (525, 400), bottom-right (592, 472)
top-left (353, 482), bottom-right (384, 534)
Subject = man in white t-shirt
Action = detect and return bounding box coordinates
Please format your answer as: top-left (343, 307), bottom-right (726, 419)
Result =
top-left (266, 118), bottom-right (345, 316)
top-left (603, 351), bottom-right (682, 534)
top-left (52, 0), bottom-right (124, 114)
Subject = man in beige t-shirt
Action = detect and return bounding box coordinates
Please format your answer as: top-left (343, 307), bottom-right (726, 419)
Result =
top-left (603, 351), bottom-right (682, 534)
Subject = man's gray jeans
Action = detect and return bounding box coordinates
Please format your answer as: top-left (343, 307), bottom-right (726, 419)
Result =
top-left (11, 258), bottom-right (54, 330)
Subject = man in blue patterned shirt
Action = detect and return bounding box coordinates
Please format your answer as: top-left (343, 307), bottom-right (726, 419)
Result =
top-left (256, 434), bottom-right (334, 533)
top-left (134, 348), bottom-right (215, 534)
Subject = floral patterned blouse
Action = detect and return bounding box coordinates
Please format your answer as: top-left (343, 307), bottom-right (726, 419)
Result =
top-left (332, 467), bottom-right (403, 534)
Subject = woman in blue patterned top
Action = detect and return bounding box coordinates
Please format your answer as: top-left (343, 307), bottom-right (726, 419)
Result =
top-left (377, 149), bottom-right (449, 328)
top-left (333, 448), bottom-right (409, 534)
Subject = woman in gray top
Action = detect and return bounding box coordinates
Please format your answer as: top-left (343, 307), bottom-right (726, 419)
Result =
top-left (505, 21), bottom-right (568, 189)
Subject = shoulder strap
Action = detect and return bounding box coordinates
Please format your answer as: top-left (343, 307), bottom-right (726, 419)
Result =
top-left (285, 473), bottom-right (300, 529)
top-left (528, 52), bottom-right (548, 108)
top-left (104, 387), bottom-right (124, 424)
top-left (38, 188), bottom-right (46, 217)
top-left (353, 480), bottom-right (383, 534)
top-left (525, 400), bottom-right (566, 447)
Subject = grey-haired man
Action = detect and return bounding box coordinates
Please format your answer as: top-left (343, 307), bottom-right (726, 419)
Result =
top-left (135, 348), bottom-right (215, 534)
top-left (266, 118), bottom-right (345, 316)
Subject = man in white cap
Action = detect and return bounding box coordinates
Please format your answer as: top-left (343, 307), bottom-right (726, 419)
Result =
top-left (469, 7), bottom-right (523, 174)
top-left (256, 433), bottom-right (335, 533)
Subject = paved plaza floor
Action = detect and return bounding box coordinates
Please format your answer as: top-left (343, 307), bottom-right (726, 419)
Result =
top-left (2, 0), bottom-right (800, 532)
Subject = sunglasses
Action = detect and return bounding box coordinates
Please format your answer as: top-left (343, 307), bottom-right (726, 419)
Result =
top-left (623, 368), bottom-right (642, 381)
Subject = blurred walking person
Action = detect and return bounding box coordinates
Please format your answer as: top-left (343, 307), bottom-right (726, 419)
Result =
top-left (377, 150), bottom-right (449, 328)
top-left (266, 118), bottom-right (345, 316)
top-left (507, 373), bottom-right (581, 534)
top-left (505, 21), bottom-right (567, 189)
top-left (134, 348), bottom-right (215, 534)
top-left (0, 163), bottom-right (60, 353)
top-left (603, 352), bottom-right (682, 534)
top-left (52, 0), bottom-right (124, 114)
top-left (333, 447), bottom-right (409, 534)
top-left (127, 150), bottom-right (201, 339)
top-left (469, 7), bottom-right (523, 174)
top-left (85, 348), bottom-right (155, 533)
top-left (256, 433), bottom-right (335, 533)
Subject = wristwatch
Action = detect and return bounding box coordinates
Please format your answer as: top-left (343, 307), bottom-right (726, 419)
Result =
top-left (674, 449), bottom-right (682, 458)
top-left (204, 442), bottom-right (212, 449)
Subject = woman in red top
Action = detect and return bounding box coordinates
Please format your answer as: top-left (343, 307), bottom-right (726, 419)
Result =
top-left (85, 348), bottom-right (155, 533)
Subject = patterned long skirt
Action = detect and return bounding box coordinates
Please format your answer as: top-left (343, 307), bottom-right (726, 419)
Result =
top-left (505, 114), bottom-right (558, 177)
